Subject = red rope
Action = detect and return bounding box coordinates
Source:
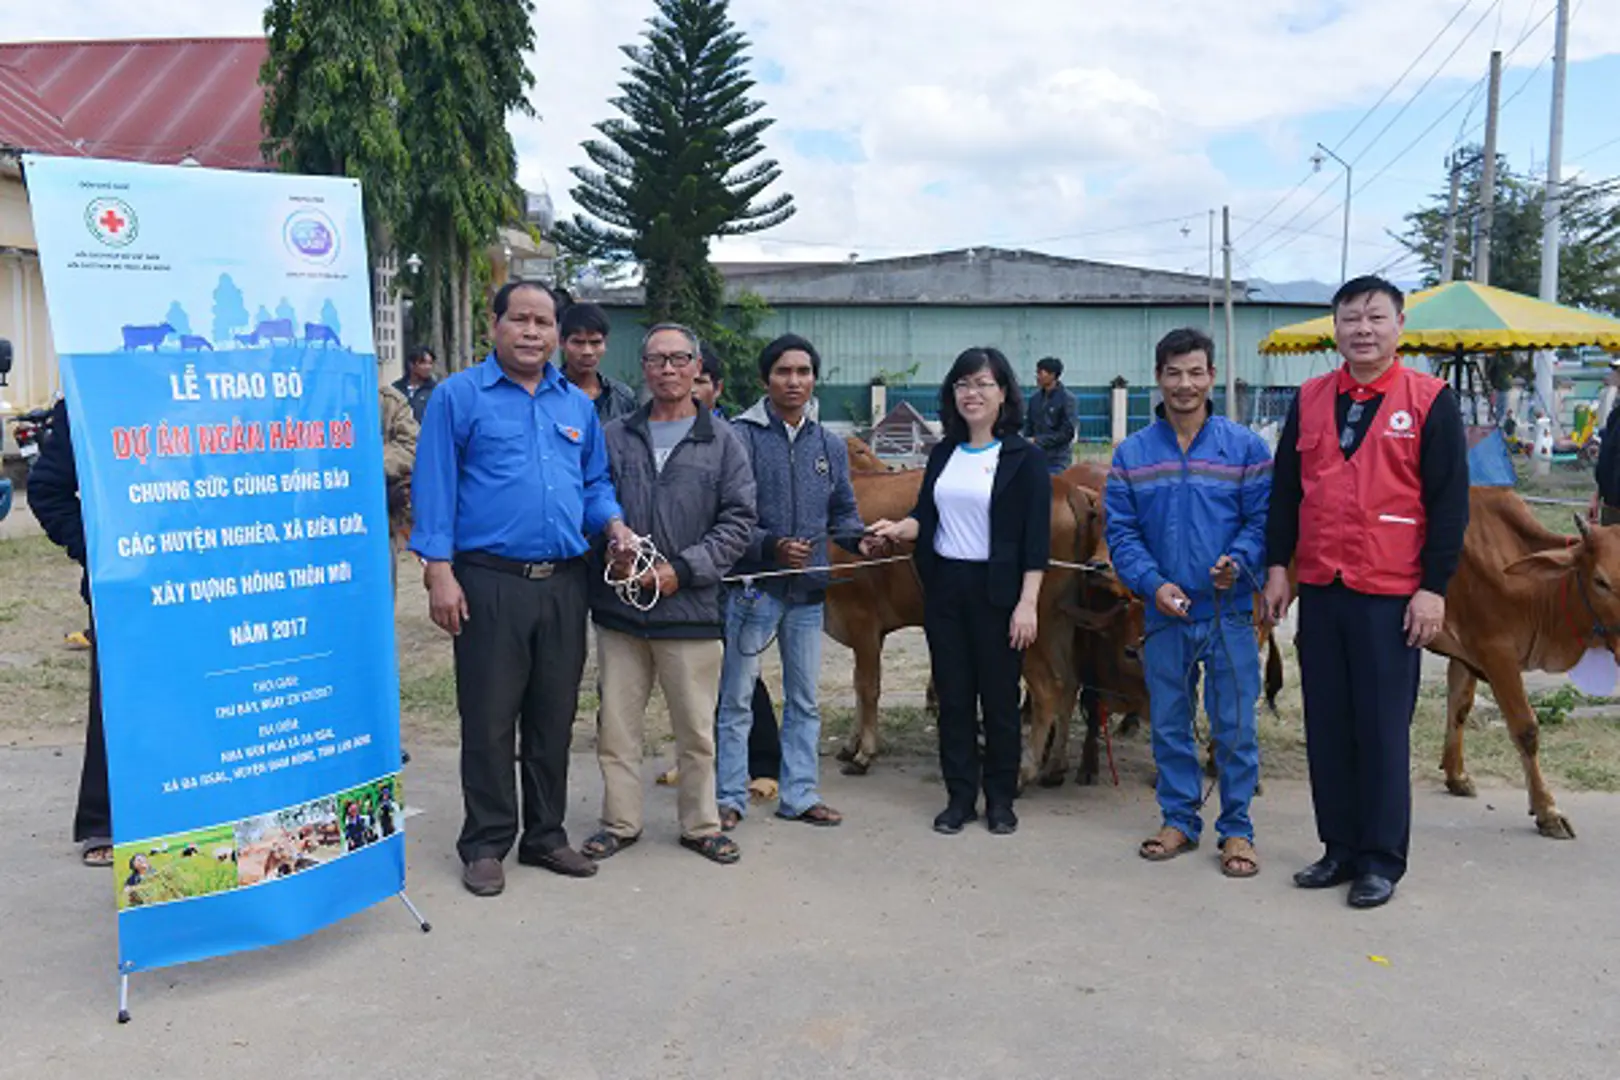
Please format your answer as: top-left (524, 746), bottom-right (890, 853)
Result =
top-left (1100, 701), bottom-right (1119, 787)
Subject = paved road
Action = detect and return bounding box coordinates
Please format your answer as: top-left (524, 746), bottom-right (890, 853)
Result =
top-left (3, 746), bottom-right (1617, 1080)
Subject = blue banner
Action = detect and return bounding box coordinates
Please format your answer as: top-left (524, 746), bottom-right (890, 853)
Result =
top-left (24, 155), bottom-right (403, 974)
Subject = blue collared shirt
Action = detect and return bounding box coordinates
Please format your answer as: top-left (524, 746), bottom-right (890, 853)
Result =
top-left (409, 355), bottom-right (622, 562)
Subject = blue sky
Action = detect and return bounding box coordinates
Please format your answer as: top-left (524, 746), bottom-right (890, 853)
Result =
top-left (7, 0), bottom-right (1618, 288)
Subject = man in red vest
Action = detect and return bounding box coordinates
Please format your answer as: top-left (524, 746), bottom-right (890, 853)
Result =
top-left (1263, 276), bottom-right (1469, 909)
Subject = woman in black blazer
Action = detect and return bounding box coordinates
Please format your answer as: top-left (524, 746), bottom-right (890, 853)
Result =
top-left (867, 347), bottom-right (1051, 835)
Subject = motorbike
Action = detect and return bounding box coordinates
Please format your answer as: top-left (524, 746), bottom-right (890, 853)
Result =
top-left (9, 406), bottom-right (54, 467)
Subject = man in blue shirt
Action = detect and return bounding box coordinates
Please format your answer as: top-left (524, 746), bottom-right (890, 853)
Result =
top-left (411, 280), bottom-right (636, 897)
top-left (1105, 328), bottom-right (1272, 880)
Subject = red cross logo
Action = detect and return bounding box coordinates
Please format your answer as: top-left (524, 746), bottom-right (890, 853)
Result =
top-left (99, 208), bottom-right (125, 234)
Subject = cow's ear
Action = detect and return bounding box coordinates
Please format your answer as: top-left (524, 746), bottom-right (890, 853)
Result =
top-left (1503, 546), bottom-right (1578, 580)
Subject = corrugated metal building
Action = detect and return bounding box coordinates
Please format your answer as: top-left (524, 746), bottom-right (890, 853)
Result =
top-left (584, 247), bottom-right (1332, 435)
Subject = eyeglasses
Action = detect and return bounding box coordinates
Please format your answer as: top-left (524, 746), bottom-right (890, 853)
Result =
top-left (1340, 400), bottom-right (1365, 450)
top-left (953, 379), bottom-right (1000, 396)
top-left (642, 351), bottom-right (695, 370)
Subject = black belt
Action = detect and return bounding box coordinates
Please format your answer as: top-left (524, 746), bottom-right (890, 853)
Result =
top-left (455, 550), bottom-right (581, 580)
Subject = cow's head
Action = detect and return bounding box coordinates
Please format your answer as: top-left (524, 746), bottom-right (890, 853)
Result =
top-left (1505, 515), bottom-right (1620, 661)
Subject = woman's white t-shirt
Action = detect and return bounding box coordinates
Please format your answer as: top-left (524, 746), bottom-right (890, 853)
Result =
top-left (933, 441), bottom-right (1000, 561)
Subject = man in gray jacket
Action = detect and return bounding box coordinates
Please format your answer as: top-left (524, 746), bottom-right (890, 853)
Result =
top-left (582, 323), bottom-right (757, 866)
top-left (716, 334), bottom-right (866, 830)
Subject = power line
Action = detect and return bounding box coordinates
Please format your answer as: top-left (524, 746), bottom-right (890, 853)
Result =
top-left (1233, 0), bottom-right (1485, 247)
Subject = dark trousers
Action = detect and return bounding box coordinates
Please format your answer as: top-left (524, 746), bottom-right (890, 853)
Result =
top-left (452, 558), bottom-right (587, 863)
top-left (923, 558), bottom-right (1022, 811)
top-left (74, 622), bottom-right (111, 843)
top-left (1296, 582), bottom-right (1422, 881)
top-left (746, 678), bottom-right (781, 781)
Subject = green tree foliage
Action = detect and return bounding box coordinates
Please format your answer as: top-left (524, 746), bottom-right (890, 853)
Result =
top-left (394, 0), bottom-right (536, 370)
top-left (1398, 147), bottom-right (1620, 314)
top-left (260, 0), bottom-right (411, 251)
top-left (555, 0), bottom-right (794, 333)
top-left (164, 301), bottom-right (192, 337)
top-left (706, 290), bottom-right (774, 413)
top-left (212, 274), bottom-right (250, 342)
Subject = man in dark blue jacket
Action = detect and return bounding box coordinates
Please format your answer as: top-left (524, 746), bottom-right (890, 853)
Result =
top-left (1106, 328), bottom-right (1272, 878)
top-left (27, 399), bottom-right (113, 866)
top-left (716, 334), bottom-right (865, 829)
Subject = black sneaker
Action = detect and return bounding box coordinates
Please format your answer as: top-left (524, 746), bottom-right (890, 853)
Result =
top-left (933, 805), bottom-right (978, 835)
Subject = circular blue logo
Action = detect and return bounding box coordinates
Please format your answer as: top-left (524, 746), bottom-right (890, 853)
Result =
top-left (283, 210), bottom-right (340, 265)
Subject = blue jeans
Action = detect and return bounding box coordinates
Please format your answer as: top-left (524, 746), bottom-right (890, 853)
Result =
top-left (717, 588), bottom-right (824, 817)
top-left (1142, 611), bottom-right (1261, 844)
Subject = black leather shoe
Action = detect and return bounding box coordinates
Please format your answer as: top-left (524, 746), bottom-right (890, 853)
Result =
top-left (1347, 874), bottom-right (1396, 909)
top-left (986, 804), bottom-right (1018, 835)
top-left (933, 805), bottom-right (978, 835)
top-left (1293, 857), bottom-right (1355, 889)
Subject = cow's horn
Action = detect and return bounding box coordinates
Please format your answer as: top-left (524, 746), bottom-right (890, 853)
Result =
top-left (1575, 512), bottom-right (1593, 541)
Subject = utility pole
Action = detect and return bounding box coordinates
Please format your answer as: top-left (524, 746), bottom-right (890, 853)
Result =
top-left (1535, 0), bottom-right (1571, 439)
top-left (1207, 208), bottom-right (1216, 339)
top-left (1223, 205), bottom-right (1236, 421)
top-left (1540, 0), bottom-right (1569, 303)
top-left (1476, 49), bottom-right (1502, 284)
top-left (1313, 143), bottom-right (1352, 283)
top-left (1440, 153), bottom-right (1462, 282)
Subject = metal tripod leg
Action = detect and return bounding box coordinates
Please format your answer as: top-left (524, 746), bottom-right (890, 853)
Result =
top-left (398, 891), bottom-right (431, 933)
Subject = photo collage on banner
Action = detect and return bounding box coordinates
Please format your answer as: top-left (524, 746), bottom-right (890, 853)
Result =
top-left (25, 155), bottom-right (405, 974)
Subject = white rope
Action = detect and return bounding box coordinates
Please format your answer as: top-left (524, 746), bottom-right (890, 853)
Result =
top-left (605, 531), bottom-right (1114, 613)
top-left (603, 534), bottom-right (665, 612)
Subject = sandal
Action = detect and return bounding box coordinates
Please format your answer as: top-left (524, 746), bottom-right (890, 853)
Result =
top-left (81, 838), bottom-right (113, 867)
top-left (777, 803), bottom-right (842, 827)
top-left (1138, 826), bottom-right (1199, 862)
top-left (580, 830), bottom-right (640, 861)
top-left (679, 833), bottom-right (740, 865)
top-left (719, 808), bottom-right (742, 832)
top-left (1219, 836), bottom-right (1260, 878)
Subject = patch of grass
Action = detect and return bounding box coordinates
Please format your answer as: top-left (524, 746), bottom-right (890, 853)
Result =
top-left (824, 704), bottom-right (935, 758)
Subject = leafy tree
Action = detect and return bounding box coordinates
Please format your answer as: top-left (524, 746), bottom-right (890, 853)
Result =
top-left (164, 301), bottom-right (192, 337)
top-left (395, 0), bottom-right (535, 371)
top-left (707, 290), bottom-right (773, 413)
top-left (555, 0), bottom-right (794, 335)
top-left (212, 274), bottom-right (250, 341)
top-left (260, 0), bottom-right (410, 253)
top-left (276, 298), bottom-right (297, 326)
top-left (254, 305), bottom-right (274, 328)
top-left (319, 298), bottom-right (342, 336)
top-left (1397, 146), bottom-right (1620, 314)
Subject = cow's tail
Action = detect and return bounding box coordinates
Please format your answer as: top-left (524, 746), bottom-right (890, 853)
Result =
top-left (1264, 631), bottom-right (1284, 714)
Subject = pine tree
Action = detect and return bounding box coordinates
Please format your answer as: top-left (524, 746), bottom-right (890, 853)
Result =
top-left (555, 0), bottom-right (794, 330)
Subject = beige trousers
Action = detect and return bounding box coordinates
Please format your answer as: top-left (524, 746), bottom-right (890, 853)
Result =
top-left (596, 629), bottom-right (723, 840)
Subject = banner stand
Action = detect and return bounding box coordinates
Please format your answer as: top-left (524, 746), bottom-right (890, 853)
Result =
top-left (116, 890), bottom-right (430, 1023)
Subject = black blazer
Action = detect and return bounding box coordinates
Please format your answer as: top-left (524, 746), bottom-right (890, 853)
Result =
top-left (909, 433), bottom-right (1052, 608)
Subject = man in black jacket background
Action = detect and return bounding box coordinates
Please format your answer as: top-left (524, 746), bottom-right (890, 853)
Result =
top-left (27, 399), bottom-right (112, 866)
top-left (1024, 356), bottom-right (1076, 474)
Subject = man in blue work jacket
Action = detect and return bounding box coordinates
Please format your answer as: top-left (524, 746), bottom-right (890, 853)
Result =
top-left (411, 280), bottom-right (636, 898)
top-left (1105, 327), bottom-right (1272, 879)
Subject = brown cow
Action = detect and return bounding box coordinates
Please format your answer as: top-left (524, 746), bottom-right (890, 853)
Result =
top-left (1427, 488), bottom-right (1620, 839)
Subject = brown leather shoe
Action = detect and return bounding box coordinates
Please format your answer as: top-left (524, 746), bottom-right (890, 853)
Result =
top-left (518, 845), bottom-right (598, 878)
top-left (462, 857), bottom-right (505, 897)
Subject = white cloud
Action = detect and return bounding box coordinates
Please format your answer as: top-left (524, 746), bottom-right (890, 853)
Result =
top-left (4, 0), bottom-right (1618, 285)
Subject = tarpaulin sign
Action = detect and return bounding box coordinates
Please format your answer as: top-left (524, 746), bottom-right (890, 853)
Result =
top-left (25, 155), bottom-right (411, 994)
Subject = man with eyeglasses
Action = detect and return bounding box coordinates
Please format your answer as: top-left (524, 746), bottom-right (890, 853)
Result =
top-left (1263, 275), bottom-right (1469, 910)
top-left (582, 324), bottom-right (756, 867)
top-left (411, 280), bottom-right (637, 897)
